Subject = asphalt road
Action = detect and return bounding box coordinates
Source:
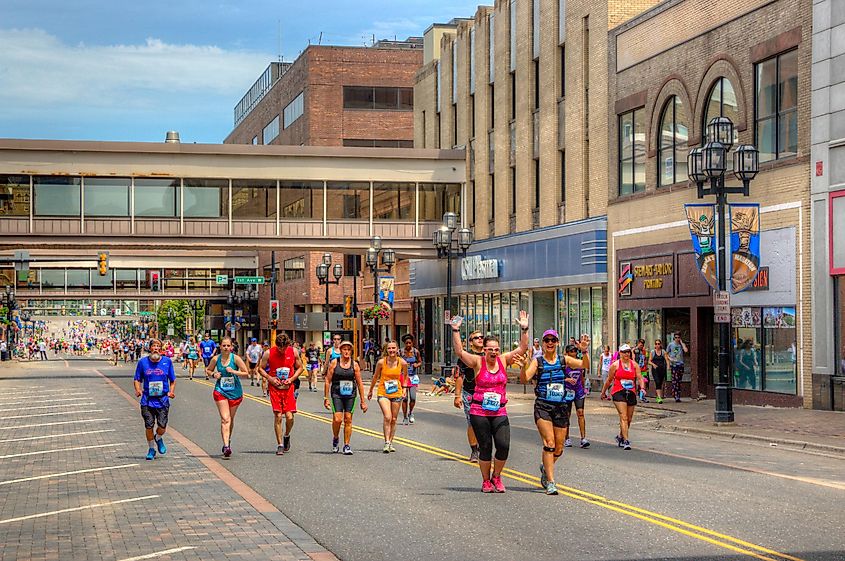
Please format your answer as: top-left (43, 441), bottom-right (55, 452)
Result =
top-left (32, 357), bottom-right (845, 561)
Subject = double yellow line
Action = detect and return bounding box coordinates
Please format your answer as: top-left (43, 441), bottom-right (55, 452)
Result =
top-left (193, 379), bottom-right (803, 561)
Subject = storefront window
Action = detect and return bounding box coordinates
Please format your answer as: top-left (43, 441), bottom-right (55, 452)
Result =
top-left (618, 310), bottom-right (639, 348)
top-left (0, 175), bottom-right (30, 216)
top-left (567, 288), bottom-right (578, 341)
top-left (433, 297), bottom-right (443, 368)
top-left (837, 277), bottom-right (845, 377)
top-left (591, 287), bottom-right (607, 372)
top-left (579, 287), bottom-right (590, 340)
top-left (500, 292), bottom-right (512, 350)
top-left (491, 293), bottom-right (501, 342)
top-left (640, 310), bottom-right (663, 351)
top-left (731, 306), bottom-right (796, 393)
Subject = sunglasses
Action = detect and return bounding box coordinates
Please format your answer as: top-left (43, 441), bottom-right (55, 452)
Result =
top-left (543, 338), bottom-right (558, 343)
top-left (621, 350), bottom-right (632, 353)
top-left (471, 335), bottom-right (483, 340)
top-left (484, 347), bottom-right (500, 352)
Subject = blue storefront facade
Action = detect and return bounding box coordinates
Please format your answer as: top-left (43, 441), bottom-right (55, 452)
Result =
top-left (410, 217), bottom-right (609, 375)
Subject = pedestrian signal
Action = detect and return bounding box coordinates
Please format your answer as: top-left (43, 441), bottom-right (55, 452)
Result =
top-left (269, 300), bottom-right (279, 321)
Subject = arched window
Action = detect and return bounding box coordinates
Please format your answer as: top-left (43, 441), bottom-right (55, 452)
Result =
top-left (703, 77), bottom-right (740, 143)
top-left (658, 96), bottom-right (689, 186)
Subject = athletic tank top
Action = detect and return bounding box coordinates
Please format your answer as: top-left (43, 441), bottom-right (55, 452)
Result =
top-left (534, 354), bottom-right (566, 401)
top-left (651, 349), bottom-right (667, 372)
top-left (611, 359), bottom-right (638, 394)
top-left (457, 350), bottom-right (482, 393)
top-left (331, 359), bottom-right (357, 398)
top-left (469, 357), bottom-right (508, 417)
top-left (377, 359), bottom-right (404, 398)
top-left (330, 347), bottom-right (341, 361)
top-left (267, 346), bottom-right (297, 393)
top-left (214, 354), bottom-right (243, 400)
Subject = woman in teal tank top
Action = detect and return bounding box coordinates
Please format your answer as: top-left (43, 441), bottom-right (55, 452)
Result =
top-left (206, 337), bottom-right (248, 458)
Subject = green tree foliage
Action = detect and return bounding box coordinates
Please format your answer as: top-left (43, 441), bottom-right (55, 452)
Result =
top-left (157, 300), bottom-right (205, 339)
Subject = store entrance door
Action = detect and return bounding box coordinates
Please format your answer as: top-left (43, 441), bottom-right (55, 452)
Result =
top-left (663, 308), bottom-right (692, 397)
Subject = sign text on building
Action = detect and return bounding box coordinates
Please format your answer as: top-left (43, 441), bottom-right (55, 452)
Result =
top-left (461, 255), bottom-right (499, 280)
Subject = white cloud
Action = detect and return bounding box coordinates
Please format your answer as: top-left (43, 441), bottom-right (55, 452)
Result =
top-left (0, 28), bottom-right (271, 111)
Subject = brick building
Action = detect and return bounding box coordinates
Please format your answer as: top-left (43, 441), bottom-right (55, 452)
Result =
top-left (606, 0), bottom-right (812, 407)
top-left (224, 40), bottom-right (425, 347)
top-left (410, 2), bottom-right (657, 373)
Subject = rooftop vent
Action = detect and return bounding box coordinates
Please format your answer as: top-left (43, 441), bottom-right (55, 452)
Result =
top-left (164, 131), bottom-right (181, 143)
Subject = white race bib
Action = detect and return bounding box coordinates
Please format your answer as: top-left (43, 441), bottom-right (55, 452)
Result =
top-left (148, 381), bottom-right (164, 397)
top-left (621, 379), bottom-right (635, 391)
top-left (339, 380), bottom-right (354, 396)
top-left (220, 376), bottom-right (235, 391)
top-left (546, 383), bottom-right (564, 402)
top-left (564, 388), bottom-right (576, 402)
top-left (276, 367), bottom-right (290, 380)
top-left (384, 379), bottom-right (399, 395)
top-left (481, 392), bottom-right (502, 412)
top-left (409, 374), bottom-right (420, 385)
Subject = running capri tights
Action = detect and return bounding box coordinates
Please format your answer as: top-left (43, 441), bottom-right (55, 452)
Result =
top-left (469, 414), bottom-right (510, 462)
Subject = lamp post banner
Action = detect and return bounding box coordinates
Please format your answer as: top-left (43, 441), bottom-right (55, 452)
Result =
top-left (684, 203), bottom-right (718, 291)
top-left (729, 203), bottom-right (761, 294)
top-left (378, 276), bottom-right (395, 309)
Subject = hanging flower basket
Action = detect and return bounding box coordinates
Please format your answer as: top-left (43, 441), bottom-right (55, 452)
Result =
top-left (362, 305), bottom-right (390, 321)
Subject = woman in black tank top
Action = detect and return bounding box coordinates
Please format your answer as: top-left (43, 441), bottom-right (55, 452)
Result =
top-left (648, 339), bottom-right (668, 404)
top-left (323, 341), bottom-right (368, 454)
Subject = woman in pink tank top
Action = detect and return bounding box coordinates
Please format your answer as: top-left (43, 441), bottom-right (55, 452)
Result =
top-left (451, 311), bottom-right (530, 494)
top-left (601, 343), bottom-right (645, 450)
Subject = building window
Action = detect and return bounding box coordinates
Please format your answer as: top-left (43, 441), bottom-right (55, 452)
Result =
top-left (134, 178), bottom-right (179, 217)
top-left (283, 256), bottom-right (305, 281)
top-left (532, 0), bottom-right (540, 59)
top-left (703, 77), bottom-right (740, 143)
top-left (343, 87), bottom-right (413, 111)
top-left (755, 50), bottom-right (798, 162)
top-left (558, 0), bottom-right (566, 43)
top-left (283, 92), bottom-right (304, 128)
top-left (280, 181), bottom-right (322, 219)
top-left (372, 182), bottom-right (414, 221)
top-left (83, 177), bottom-right (130, 217)
top-left (453, 104), bottom-right (458, 147)
top-left (488, 14), bottom-right (495, 84)
top-left (0, 175), bottom-right (30, 217)
top-left (252, 136), bottom-right (258, 145)
top-left (183, 178), bottom-right (227, 218)
top-left (533, 60), bottom-right (540, 110)
top-left (436, 62), bottom-right (442, 113)
top-left (489, 173), bottom-right (495, 220)
top-left (470, 180), bottom-right (476, 226)
top-left (560, 150), bottom-right (566, 204)
top-left (232, 179), bottom-right (276, 219)
top-left (559, 45), bottom-right (565, 98)
top-left (342, 139), bottom-right (413, 148)
top-left (418, 183), bottom-right (461, 221)
top-left (534, 158), bottom-right (540, 209)
top-left (263, 115), bottom-right (280, 144)
top-left (510, 166), bottom-right (516, 214)
top-left (618, 108), bottom-right (645, 196)
top-left (325, 181), bottom-right (369, 220)
top-left (469, 28), bottom-right (476, 95)
top-left (658, 96), bottom-right (689, 187)
top-left (509, 0), bottom-right (517, 72)
top-left (489, 84), bottom-right (495, 128)
top-left (34, 176), bottom-right (80, 217)
top-left (452, 43), bottom-right (458, 104)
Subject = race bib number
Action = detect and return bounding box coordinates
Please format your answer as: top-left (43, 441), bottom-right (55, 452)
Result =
top-left (546, 383), bottom-right (565, 402)
top-left (409, 374), bottom-right (420, 385)
top-left (148, 381), bottom-right (164, 397)
top-left (276, 367), bottom-right (290, 380)
top-left (481, 392), bottom-right (502, 412)
top-left (384, 379), bottom-right (399, 395)
top-left (220, 376), bottom-right (235, 391)
top-left (339, 380), bottom-right (354, 396)
top-left (621, 379), bottom-right (635, 391)
top-left (564, 388), bottom-right (576, 402)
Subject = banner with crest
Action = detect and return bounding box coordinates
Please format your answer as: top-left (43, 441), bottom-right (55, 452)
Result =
top-left (729, 203), bottom-right (761, 293)
top-left (684, 203), bottom-right (718, 291)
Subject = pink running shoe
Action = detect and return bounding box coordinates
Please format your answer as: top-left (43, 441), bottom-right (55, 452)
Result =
top-left (491, 476), bottom-right (506, 493)
top-left (481, 479), bottom-right (495, 493)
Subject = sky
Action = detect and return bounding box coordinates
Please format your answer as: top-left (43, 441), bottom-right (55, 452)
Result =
top-left (0, 0), bottom-right (480, 144)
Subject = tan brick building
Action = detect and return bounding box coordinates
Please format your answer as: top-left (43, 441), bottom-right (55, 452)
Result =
top-left (411, 2), bottom-right (657, 372)
top-left (224, 41), bottom-right (425, 347)
top-left (606, 0), bottom-right (812, 407)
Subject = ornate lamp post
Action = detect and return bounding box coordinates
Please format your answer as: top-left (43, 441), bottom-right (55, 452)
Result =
top-left (365, 236), bottom-right (395, 343)
top-left (316, 253), bottom-right (343, 340)
top-left (687, 116), bottom-right (759, 423)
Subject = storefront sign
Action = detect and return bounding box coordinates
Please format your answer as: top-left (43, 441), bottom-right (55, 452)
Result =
top-left (461, 255), bottom-right (499, 280)
top-left (617, 256), bottom-right (674, 299)
top-left (747, 267), bottom-right (769, 291)
top-left (730, 203), bottom-right (761, 293)
top-left (684, 203), bottom-right (718, 291)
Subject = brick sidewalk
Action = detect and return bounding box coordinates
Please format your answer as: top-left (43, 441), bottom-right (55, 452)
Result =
top-left (0, 363), bottom-right (337, 561)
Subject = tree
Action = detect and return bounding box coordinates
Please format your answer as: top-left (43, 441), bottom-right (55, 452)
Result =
top-left (157, 300), bottom-right (204, 340)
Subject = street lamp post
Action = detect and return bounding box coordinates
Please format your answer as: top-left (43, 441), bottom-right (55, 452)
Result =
top-left (365, 236), bottom-right (396, 344)
top-left (432, 212), bottom-right (473, 377)
top-left (316, 253), bottom-right (343, 340)
top-left (687, 116), bottom-right (759, 423)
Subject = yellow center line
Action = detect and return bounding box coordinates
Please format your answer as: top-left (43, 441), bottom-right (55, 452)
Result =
top-left (191, 379), bottom-right (802, 561)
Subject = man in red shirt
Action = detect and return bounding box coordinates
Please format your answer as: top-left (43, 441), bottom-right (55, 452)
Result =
top-left (258, 332), bottom-right (303, 455)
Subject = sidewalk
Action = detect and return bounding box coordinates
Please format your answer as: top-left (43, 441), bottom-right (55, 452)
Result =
top-left (504, 382), bottom-right (845, 456)
top-left (0, 362), bottom-right (338, 561)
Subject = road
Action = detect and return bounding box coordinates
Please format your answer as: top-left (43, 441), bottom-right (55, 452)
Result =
top-left (3, 357), bottom-right (844, 561)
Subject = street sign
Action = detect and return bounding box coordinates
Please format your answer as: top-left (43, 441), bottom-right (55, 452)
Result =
top-left (715, 314), bottom-right (731, 324)
top-left (216, 274), bottom-right (228, 285)
top-left (443, 309), bottom-right (451, 325)
top-left (234, 276), bottom-right (265, 284)
top-left (714, 290), bottom-right (730, 316)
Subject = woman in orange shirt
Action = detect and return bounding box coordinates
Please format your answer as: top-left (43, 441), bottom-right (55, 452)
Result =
top-left (367, 340), bottom-right (408, 453)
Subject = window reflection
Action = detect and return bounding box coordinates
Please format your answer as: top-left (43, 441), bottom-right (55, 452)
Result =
top-left (418, 183), bottom-right (461, 221)
top-left (280, 181), bottom-right (322, 219)
top-left (326, 181), bottom-right (369, 220)
top-left (0, 175), bottom-right (30, 217)
top-left (232, 180), bottom-right (276, 219)
top-left (184, 179), bottom-right (227, 218)
top-left (372, 182), bottom-right (414, 220)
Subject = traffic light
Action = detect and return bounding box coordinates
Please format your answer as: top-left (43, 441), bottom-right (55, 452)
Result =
top-left (97, 252), bottom-right (109, 276)
top-left (150, 271), bottom-right (160, 292)
top-left (344, 295), bottom-right (353, 317)
top-left (269, 299), bottom-right (279, 321)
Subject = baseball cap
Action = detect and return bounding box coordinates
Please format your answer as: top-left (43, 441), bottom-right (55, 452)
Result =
top-left (619, 343), bottom-right (632, 352)
top-left (564, 343), bottom-right (579, 353)
top-left (533, 338), bottom-right (540, 343)
top-left (339, 340), bottom-right (353, 349)
top-left (250, 338), bottom-right (257, 342)
top-left (542, 329), bottom-right (559, 340)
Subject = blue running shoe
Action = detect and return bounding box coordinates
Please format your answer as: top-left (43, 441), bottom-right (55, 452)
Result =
top-left (540, 464), bottom-right (548, 487)
top-left (545, 481), bottom-right (559, 495)
top-left (155, 437), bottom-right (167, 455)
top-left (146, 447), bottom-right (156, 461)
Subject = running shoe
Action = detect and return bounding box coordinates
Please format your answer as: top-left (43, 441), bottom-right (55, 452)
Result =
top-left (389, 442), bottom-right (396, 453)
top-left (623, 440), bottom-right (632, 450)
top-left (222, 445), bottom-right (232, 458)
top-left (402, 416), bottom-right (409, 425)
top-left (155, 437), bottom-right (167, 455)
top-left (545, 481), bottom-right (559, 495)
top-left (491, 476), bottom-right (506, 493)
top-left (481, 480), bottom-right (495, 493)
top-left (408, 414), bottom-right (415, 424)
top-left (146, 448), bottom-right (156, 461)
top-left (332, 437), bottom-right (340, 453)
top-left (564, 438), bottom-right (572, 448)
top-left (615, 434), bottom-right (624, 447)
top-left (540, 464), bottom-right (548, 487)
top-left (342, 445), bottom-right (353, 455)
top-left (675, 398), bottom-right (682, 403)
top-left (283, 435), bottom-right (291, 452)
top-left (580, 438), bottom-right (590, 449)
top-left (656, 397), bottom-right (664, 404)
top-left (276, 445), bottom-right (285, 456)
top-left (469, 447), bottom-right (479, 463)
top-left (383, 442), bottom-right (391, 454)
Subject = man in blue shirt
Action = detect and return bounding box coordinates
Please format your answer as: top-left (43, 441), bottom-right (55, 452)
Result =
top-left (199, 333), bottom-right (218, 376)
top-left (133, 339), bottom-right (176, 460)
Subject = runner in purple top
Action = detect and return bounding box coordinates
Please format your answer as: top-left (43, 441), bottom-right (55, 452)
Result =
top-left (563, 343), bottom-right (590, 450)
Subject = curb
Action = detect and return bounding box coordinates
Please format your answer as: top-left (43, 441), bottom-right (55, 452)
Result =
top-left (649, 422), bottom-right (845, 456)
